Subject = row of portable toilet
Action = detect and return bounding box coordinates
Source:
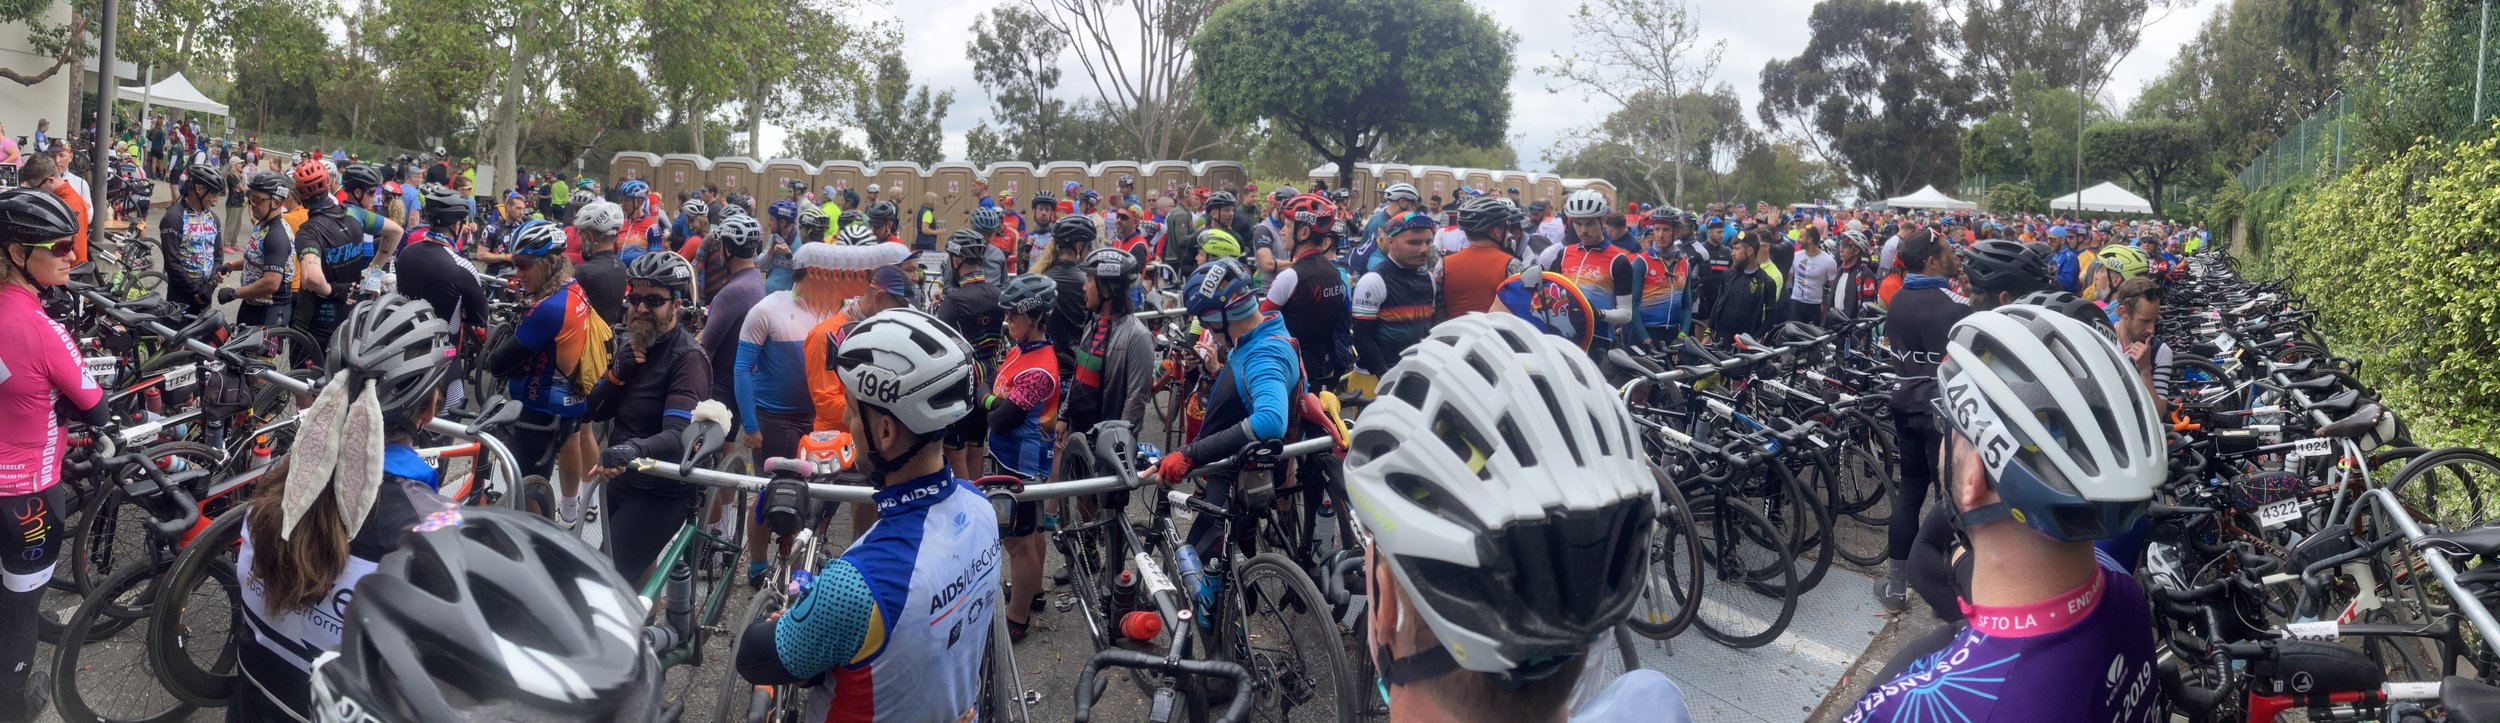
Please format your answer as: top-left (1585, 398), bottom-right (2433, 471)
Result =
top-left (1304, 162), bottom-right (1617, 213)
top-left (608, 154), bottom-right (1253, 227)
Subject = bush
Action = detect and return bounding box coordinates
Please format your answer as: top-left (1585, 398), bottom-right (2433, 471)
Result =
top-left (2203, 179), bottom-right (2245, 230)
top-left (2261, 127), bottom-right (2500, 452)
top-left (1981, 181), bottom-right (2044, 214)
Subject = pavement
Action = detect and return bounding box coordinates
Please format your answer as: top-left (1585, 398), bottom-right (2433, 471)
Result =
top-left (28, 187), bottom-right (1942, 721)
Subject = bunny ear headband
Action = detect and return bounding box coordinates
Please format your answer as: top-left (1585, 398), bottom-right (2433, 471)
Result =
top-left (280, 371), bottom-right (387, 540)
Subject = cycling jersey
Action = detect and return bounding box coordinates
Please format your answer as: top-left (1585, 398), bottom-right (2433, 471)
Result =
top-left (0, 284), bottom-right (103, 496)
top-left (801, 310), bottom-right (856, 435)
top-left (1061, 311), bottom-right (1156, 435)
top-left (1442, 242), bottom-right (1516, 318)
top-left (576, 249), bottom-right (628, 329)
top-left (754, 469), bottom-right (1001, 723)
top-left (734, 291), bottom-right (834, 435)
top-left (1264, 251), bottom-right (1349, 384)
top-left (989, 340), bottom-right (1058, 477)
top-left (1044, 264), bottom-right (1091, 369)
top-left (1846, 551), bottom-right (2158, 722)
top-left (506, 280), bottom-right (599, 418)
top-left (587, 326), bottom-right (710, 578)
top-left (238, 216), bottom-right (297, 327)
top-left (156, 202), bottom-right (221, 309)
top-left (1636, 244), bottom-right (1689, 329)
top-left (1709, 265), bottom-right (1777, 342)
top-left (1884, 276), bottom-right (1971, 414)
top-left (1539, 241), bottom-right (1642, 341)
top-left (936, 273), bottom-right (1004, 381)
top-left (619, 209), bottom-right (665, 259)
top-left (394, 227), bottom-right (487, 332)
top-left (293, 199), bottom-right (390, 342)
top-left (700, 266), bottom-right (766, 413)
top-left (1183, 313), bottom-right (1299, 466)
top-left (236, 459), bottom-right (443, 721)
top-left (1349, 257), bottom-right (1438, 375)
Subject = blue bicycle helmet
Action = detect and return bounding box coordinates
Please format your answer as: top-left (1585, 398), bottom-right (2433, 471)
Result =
top-left (617, 179), bottom-right (649, 197)
top-left (1182, 258), bottom-right (1258, 323)
top-left (769, 199), bottom-right (800, 222)
top-left (508, 219), bottom-right (566, 258)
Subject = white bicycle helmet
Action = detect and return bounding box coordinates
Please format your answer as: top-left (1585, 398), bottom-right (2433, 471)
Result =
top-left (1937, 307), bottom-right (2162, 542)
top-left (1345, 313), bottom-right (1656, 678)
top-left (1383, 183), bottom-right (1420, 204)
top-left (836, 223), bottom-right (881, 246)
top-left (831, 308), bottom-right (978, 437)
top-left (1562, 189), bottom-right (1610, 220)
top-left (573, 200), bottom-right (625, 235)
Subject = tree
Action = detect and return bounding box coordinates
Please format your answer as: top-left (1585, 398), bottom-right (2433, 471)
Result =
top-left (2084, 119), bottom-right (2203, 216)
top-left (367, 0), bottom-right (637, 194)
top-left (853, 52), bottom-right (953, 165)
top-left (723, 0), bottom-right (876, 160)
top-left (1961, 112), bottom-right (2031, 181)
top-left (966, 4), bottom-right (1069, 162)
top-left (1195, 0), bottom-right (1514, 192)
top-left (1536, 0), bottom-right (1723, 204)
top-left (1938, 0), bottom-right (2194, 111)
top-left (1758, 0), bottom-right (1976, 198)
top-left (1981, 179), bottom-right (2045, 213)
top-left (1028, 0), bottom-right (1223, 159)
top-left (785, 123), bottom-right (867, 160)
top-left (1543, 87), bottom-right (1744, 204)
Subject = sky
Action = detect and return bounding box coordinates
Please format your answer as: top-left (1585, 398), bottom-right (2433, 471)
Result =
top-left (767, 0), bottom-right (2227, 172)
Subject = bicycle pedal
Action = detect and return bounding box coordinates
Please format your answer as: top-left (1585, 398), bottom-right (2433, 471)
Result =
top-left (1022, 690), bottom-right (1044, 705)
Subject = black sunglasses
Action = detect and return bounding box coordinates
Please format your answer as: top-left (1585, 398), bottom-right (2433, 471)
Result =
top-left (629, 294), bottom-right (676, 309)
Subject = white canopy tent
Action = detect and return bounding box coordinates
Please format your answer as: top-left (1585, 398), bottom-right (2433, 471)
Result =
top-left (1881, 185), bottom-right (1977, 210)
top-left (2051, 181), bottom-right (2155, 214)
top-left (116, 73), bottom-right (228, 117)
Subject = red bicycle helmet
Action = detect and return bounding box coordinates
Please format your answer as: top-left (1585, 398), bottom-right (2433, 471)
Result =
top-left (1284, 193), bottom-right (1337, 228)
top-left (293, 158), bottom-right (335, 198)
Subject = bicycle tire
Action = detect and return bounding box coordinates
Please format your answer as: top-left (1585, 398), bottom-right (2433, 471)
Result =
top-left (147, 505), bottom-right (248, 707)
top-left (254, 326), bottom-right (322, 372)
top-left (1832, 445), bottom-right (1891, 567)
top-left (2386, 446), bottom-right (2500, 532)
top-left (1691, 494), bottom-right (1800, 649)
top-left (68, 441), bottom-right (220, 598)
top-left (1626, 466), bottom-right (1703, 640)
top-left (713, 585), bottom-right (789, 723)
top-left (1222, 552), bottom-right (1359, 723)
top-left (1759, 459), bottom-right (1835, 596)
top-left (53, 557), bottom-right (195, 723)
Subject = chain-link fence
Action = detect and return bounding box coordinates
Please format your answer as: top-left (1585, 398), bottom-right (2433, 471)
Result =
top-left (2239, 0), bottom-right (2500, 189)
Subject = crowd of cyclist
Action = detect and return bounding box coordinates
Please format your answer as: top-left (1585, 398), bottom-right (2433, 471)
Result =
top-left (0, 152), bottom-right (2217, 722)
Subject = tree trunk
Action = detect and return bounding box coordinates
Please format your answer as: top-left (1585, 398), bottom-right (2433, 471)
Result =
top-left (688, 102), bottom-right (706, 156)
top-left (746, 76), bottom-right (766, 157)
top-left (490, 14), bottom-right (539, 197)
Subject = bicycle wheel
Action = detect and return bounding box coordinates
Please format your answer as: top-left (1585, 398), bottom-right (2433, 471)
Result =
top-left (148, 506), bottom-right (248, 707)
top-left (1222, 552), bottom-right (1358, 723)
top-left (1761, 460), bottom-right (1834, 595)
top-left (1832, 444), bottom-right (1891, 567)
top-left (1833, 428), bottom-right (1893, 525)
top-left (253, 326), bottom-right (322, 372)
top-left (713, 585), bottom-right (788, 723)
top-left (2171, 356), bottom-right (2240, 409)
top-left (1691, 494), bottom-right (1799, 649)
top-left (68, 441), bottom-right (219, 599)
top-left (52, 558), bottom-right (195, 723)
top-left (2386, 447), bottom-right (2500, 532)
top-left (1626, 466), bottom-right (1703, 640)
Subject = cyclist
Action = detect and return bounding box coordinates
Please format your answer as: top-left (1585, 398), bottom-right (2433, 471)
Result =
top-left (2084, 243), bottom-right (2150, 310)
top-left (986, 274), bottom-right (1059, 640)
top-left (0, 189), bottom-right (103, 722)
top-left (971, 206), bottom-right (1014, 277)
top-left (1349, 210), bottom-right (1441, 395)
top-left (1442, 197), bottom-right (1521, 318)
top-left (586, 252), bottom-right (714, 582)
top-left (395, 184), bottom-right (491, 409)
top-left (935, 231), bottom-right (1005, 475)
top-left (1201, 191), bottom-right (1241, 257)
top-left (1537, 190), bottom-right (1640, 350)
top-left (1633, 207), bottom-right (1691, 347)
top-left (1250, 186), bottom-right (1295, 275)
top-left (1195, 227), bottom-right (1243, 266)
top-left (1109, 205), bottom-right (1150, 266)
top-left (224, 170), bottom-right (299, 329)
top-left (339, 163), bottom-right (407, 245)
top-left (1789, 227), bottom-right (1840, 324)
top-left (676, 199), bottom-right (713, 272)
top-left (573, 200), bottom-right (631, 327)
top-left (1830, 231), bottom-right (1880, 320)
top-left (1358, 182), bottom-right (1423, 268)
top-left (235, 293), bottom-right (457, 722)
top-left (1875, 229), bottom-right (1968, 611)
top-left (865, 201), bottom-right (904, 247)
top-left (737, 309), bottom-right (999, 723)
top-left (2111, 277), bottom-right (2174, 408)
top-left (1262, 193), bottom-right (1349, 391)
top-left (1063, 246), bottom-right (1158, 438)
top-left (1038, 215), bottom-right (1097, 375)
top-left (733, 241), bottom-right (845, 484)
top-left (1848, 305), bottom-right (2163, 722)
top-left (159, 163), bottom-right (226, 313)
top-left (1149, 258), bottom-right (1302, 562)
top-left (1347, 313), bottom-right (1685, 723)
top-left (488, 220), bottom-right (612, 523)
top-left (1023, 191), bottom-right (1060, 271)
top-left (762, 199), bottom-right (804, 292)
top-left (616, 179), bottom-right (666, 259)
top-left (697, 214), bottom-right (766, 451)
top-left (1705, 232), bottom-right (1776, 343)
top-left (292, 158), bottom-right (406, 348)
top-left (310, 505), bottom-right (660, 722)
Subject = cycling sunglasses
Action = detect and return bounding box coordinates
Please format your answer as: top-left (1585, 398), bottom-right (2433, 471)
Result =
top-left (14, 239), bottom-right (76, 258)
top-left (628, 293), bottom-right (677, 309)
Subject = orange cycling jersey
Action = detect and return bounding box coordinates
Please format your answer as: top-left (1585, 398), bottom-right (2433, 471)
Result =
top-left (801, 310), bottom-right (855, 434)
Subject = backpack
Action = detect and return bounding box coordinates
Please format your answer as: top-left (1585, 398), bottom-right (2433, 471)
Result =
top-left (2053, 249), bottom-right (2082, 293)
top-left (564, 291), bottom-right (615, 398)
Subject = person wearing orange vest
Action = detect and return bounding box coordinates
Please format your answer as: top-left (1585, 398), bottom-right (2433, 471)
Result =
top-left (986, 273), bottom-right (1059, 640)
top-left (799, 261), bottom-right (916, 539)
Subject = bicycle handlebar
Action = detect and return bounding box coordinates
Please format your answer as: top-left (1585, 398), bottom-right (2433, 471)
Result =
top-left (1071, 649), bottom-right (1255, 723)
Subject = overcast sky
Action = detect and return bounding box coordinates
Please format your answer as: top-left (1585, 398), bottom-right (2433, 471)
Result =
top-left (769, 0), bottom-right (2224, 171)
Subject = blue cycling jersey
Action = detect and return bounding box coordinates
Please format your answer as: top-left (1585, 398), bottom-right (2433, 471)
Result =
top-left (1845, 550), bottom-right (2160, 723)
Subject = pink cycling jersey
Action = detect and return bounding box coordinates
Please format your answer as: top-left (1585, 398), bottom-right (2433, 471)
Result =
top-left (0, 283), bottom-right (103, 495)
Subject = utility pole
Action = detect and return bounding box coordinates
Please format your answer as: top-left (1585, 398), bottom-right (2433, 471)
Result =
top-left (91, 0), bottom-right (121, 239)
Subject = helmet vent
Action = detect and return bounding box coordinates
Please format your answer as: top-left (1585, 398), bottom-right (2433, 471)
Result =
top-left (1432, 408), bottom-right (1496, 480)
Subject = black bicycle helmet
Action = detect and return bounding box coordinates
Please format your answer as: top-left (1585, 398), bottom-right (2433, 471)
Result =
top-left (327, 293), bottom-right (457, 415)
top-left (1079, 246), bottom-right (1141, 287)
top-left (1959, 238), bottom-right (2052, 296)
top-left (183, 164), bottom-right (228, 195)
top-left (2010, 290), bottom-right (2117, 339)
top-left (1456, 196), bottom-right (1510, 233)
top-left (340, 163), bottom-right (382, 193)
top-left (837, 210), bottom-right (866, 230)
top-left (626, 251), bottom-right (695, 300)
top-left (419, 183), bottom-right (470, 225)
top-left (0, 188), bottom-right (79, 244)
top-left (246, 171), bottom-right (296, 199)
top-left (1203, 191), bottom-right (1236, 211)
top-left (999, 274), bottom-right (1057, 316)
top-left (1051, 215), bottom-right (1097, 247)
top-left (945, 229), bottom-right (989, 259)
top-left (313, 506), bottom-right (658, 723)
top-left (1030, 191), bottom-right (1057, 209)
top-left (711, 215), bottom-right (764, 259)
top-left (865, 201), bottom-right (899, 227)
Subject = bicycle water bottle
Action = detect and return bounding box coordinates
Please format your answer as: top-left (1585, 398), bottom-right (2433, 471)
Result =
top-left (664, 564), bottom-right (694, 638)
top-left (788, 567), bottom-right (814, 598)
top-left (360, 266), bottom-right (386, 295)
top-left (1173, 545), bottom-right (1206, 605)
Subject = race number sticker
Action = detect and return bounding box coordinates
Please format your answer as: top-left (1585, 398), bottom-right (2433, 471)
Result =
top-left (2295, 438), bottom-right (2333, 458)
top-left (2256, 498), bottom-right (2305, 529)
top-left (2281, 621), bottom-right (2339, 640)
top-left (85, 356), bottom-right (119, 384)
top-left (120, 419), bottom-right (165, 446)
top-left (162, 363), bottom-right (199, 391)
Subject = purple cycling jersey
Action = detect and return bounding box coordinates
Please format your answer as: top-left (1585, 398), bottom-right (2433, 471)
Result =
top-left (1846, 550), bottom-right (2161, 723)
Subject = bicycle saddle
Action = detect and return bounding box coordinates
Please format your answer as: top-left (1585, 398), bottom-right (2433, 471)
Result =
top-left (2415, 521), bottom-right (2500, 558)
top-left (172, 308), bottom-right (226, 344)
top-left (217, 326), bottom-right (265, 357)
top-left (2306, 389), bottom-right (2364, 416)
top-left (2315, 404), bottom-right (2382, 439)
top-left (2446, 676), bottom-right (2500, 723)
top-left (2282, 375), bottom-right (2342, 393)
top-left (2250, 639), bottom-right (2383, 694)
top-left (2270, 358), bottom-right (2318, 375)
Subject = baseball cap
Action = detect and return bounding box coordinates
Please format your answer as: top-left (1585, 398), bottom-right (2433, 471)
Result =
top-left (871, 265), bottom-right (913, 300)
top-left (1389, 211), bottom-right (1438, 235)
top-left (1528, 201), bottom-right (1549, 212)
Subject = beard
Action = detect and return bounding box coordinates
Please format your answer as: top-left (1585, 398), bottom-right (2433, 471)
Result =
top-left (626, 313), bottom-right (666, 349)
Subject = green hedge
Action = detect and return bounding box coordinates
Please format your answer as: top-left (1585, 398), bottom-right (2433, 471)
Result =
top-left (2256, 128), bottom-right (2500, 452)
